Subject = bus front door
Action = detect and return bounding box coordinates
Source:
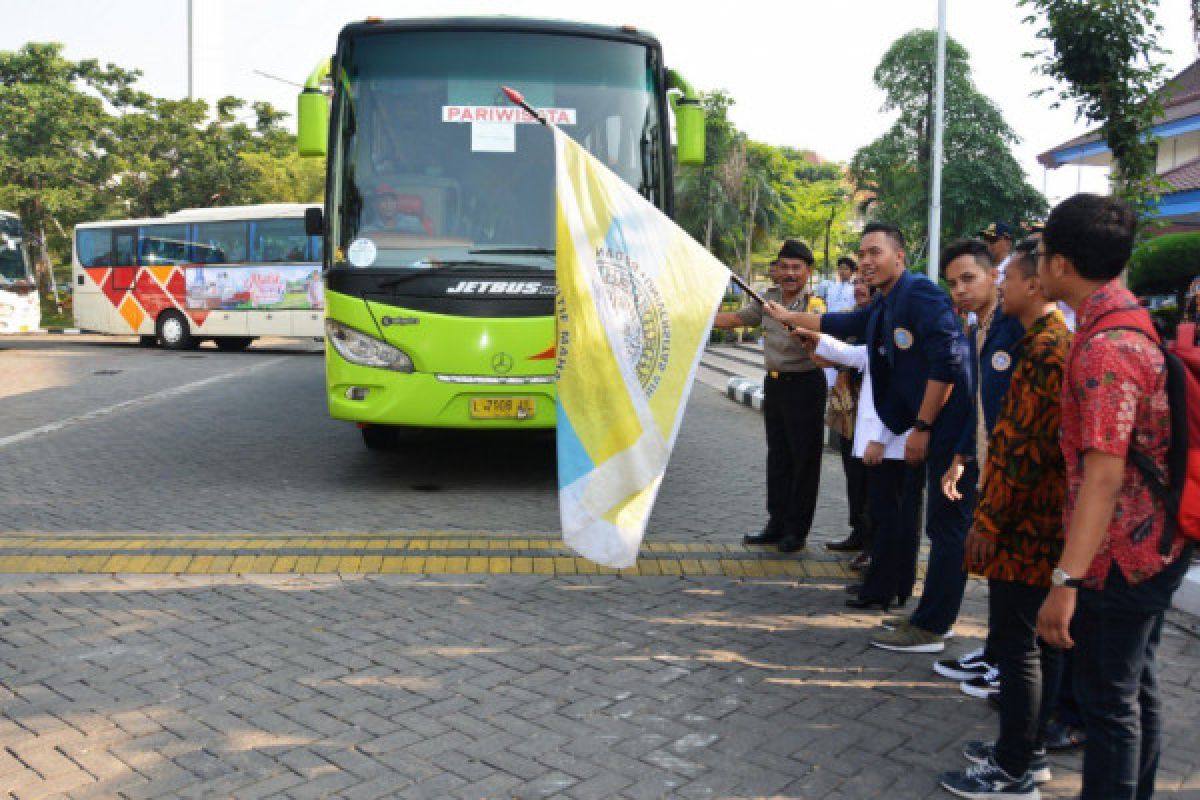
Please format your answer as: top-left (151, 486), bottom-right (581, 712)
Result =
top-left (111, 228), bottom-right (138, 292)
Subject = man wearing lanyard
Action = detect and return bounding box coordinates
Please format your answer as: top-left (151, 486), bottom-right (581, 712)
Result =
top-left (765, 223), bottom-right (973, 651)
top-left (714, 239), bottom-right (827, 553)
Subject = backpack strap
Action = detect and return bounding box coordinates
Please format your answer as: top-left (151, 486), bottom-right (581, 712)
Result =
top-left (1080, 307), bottom-right (1180, 555)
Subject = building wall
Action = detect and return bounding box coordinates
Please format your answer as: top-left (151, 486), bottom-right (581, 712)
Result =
top-left (1157, 129), bottom-right (1200, 174)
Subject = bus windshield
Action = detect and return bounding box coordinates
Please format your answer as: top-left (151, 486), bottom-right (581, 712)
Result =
top-left (0, 240), bottom-right (31, 284)
top-left (332, 30), bottom-right (663, 271)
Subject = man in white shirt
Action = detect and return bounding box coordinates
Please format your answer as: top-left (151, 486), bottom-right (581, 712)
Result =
top-left (825, 257), bottom-right (858, 313)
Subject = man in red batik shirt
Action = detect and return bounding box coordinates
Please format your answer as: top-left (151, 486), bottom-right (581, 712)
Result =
top-left (1036, 194), bottom-right (1192, 800)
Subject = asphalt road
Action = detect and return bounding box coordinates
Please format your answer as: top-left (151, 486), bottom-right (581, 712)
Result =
top-left (0, 334), bottom-right (843, 542)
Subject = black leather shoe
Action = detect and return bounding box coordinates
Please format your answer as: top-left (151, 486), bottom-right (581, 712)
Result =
top-left (777, 536), bottom-right (807, 553)
top-left (845, 595), bottom-right (906, 612)
top-left (825, 534), bottom-right (864, 552)
top-left (845, 582), bottom-right (864, 595)
top-left (849, 552), bottom-right (871, 571)
top-left (744, 529), bottom-right (782, 545)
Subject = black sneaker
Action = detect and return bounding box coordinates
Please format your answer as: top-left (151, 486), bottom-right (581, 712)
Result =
top-left (960, 666), bottom-right (1000, 700)
top-left (939, 757), bottom-right (1039, 799)
top-left (1043, 719), bottom-right (1086, 752)
top-left (934, 646), bottom-right (994, 681)
top-left (963, 740), bottom-right (1051, 784)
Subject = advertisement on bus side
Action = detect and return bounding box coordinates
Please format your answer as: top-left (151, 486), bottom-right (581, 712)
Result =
top-left (185, 266), bottom-right (324, 311)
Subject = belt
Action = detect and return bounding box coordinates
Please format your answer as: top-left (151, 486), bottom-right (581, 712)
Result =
top-left (766, 370), bottom-right (815, 380)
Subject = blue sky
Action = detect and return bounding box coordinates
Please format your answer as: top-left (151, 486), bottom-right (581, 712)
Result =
top-left (4, 0), bottom-right (1196, 204)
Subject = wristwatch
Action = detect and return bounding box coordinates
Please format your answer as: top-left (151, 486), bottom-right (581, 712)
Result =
top-left (1051, 567), bottom-right (1083, 588)
top-left (912, 419), bottom-right (933, 433)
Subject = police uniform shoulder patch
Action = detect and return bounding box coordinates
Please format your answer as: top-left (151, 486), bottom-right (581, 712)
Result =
top-left (894, 327), bottom-right (914, 350)
top-left (991, 350), bottom-right (1012, 371)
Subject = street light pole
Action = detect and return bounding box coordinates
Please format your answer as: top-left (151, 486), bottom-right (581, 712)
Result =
top-left (187, 0), bottom-right (193, 100)
top-left (927, 0), bottom-right (947, 282)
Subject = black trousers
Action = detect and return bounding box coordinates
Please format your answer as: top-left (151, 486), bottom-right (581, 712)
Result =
top-left (989, 579), bottom-right (1063, 778)
top-left (836, 433), bottom-right (871, 548)
top-left (1073, 549), bottom-right (1192, 800)
top-left (762, 371), bottom-right (827, 543)
top-left (858, 459), bottom-right (923, 603)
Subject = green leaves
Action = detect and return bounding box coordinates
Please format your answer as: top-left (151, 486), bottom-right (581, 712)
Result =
top-left (0, 41), bottom-right (321, 268)
top-left (1019, 0), bottom-right (1167, 221)
top-left (672, 90), bottom-right (857, 277)
top-left (850, 30), bottom-right (1047, 255)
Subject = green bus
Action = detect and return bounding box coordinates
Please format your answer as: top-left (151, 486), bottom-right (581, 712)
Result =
top-left (298, 17), bottom-right (704, 448)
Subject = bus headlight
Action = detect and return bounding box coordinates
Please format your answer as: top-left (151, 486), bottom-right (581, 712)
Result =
top-left (325, 319), bottom-right (414, 372)
top-left (0, 304), bottom-right (12, 316)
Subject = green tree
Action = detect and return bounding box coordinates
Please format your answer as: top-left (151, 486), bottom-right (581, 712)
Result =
top-left (1128, 232), bottom-right (1200, 300)
top-left (1019, 0), bottom-right (1167, 221)
top-left (850, 30), bottom-right (1047, 257)
top-left (0, 42), bottom-right (141, 283)
top-left (1, 41), bottom-right (318, 278)
top-left (674, 90), bottom-right (743, 265)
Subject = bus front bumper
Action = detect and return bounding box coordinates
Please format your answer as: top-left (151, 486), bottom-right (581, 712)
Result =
top-left (327, 352), bottom-right (557, 429)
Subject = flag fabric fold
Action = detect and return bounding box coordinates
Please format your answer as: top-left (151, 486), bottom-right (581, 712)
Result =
top-left (553, 128), bottom-right (731, 567)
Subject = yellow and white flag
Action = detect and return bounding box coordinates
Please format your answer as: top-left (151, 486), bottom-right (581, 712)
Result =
top-left (554, 128), bottom-right (731, 568)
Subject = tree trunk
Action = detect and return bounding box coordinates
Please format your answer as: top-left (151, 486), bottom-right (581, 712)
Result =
top-left (743, 182), bottom-right (757, 281)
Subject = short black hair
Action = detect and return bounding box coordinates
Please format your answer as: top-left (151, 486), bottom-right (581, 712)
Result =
top-left (1008, 237), bottom-right (1039, 279)
top-left (777, 238), bottom-right (815, 266)
top-left (861, 222), bottom-right (906, 251)
top-left (836, 256), bottom-right (857, 271)
top-left (1043, 193), bottom-right (1135, 281)
top-left (940, 238), bottom-right (994, 274)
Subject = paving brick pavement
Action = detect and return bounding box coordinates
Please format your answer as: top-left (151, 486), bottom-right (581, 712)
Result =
top-left (1, 573), bottom-right (1198, 799)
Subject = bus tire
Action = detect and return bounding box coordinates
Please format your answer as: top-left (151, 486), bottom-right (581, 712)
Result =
top-left (157, 310), bottom-right (195, 350)
top-left (215, 337), bottom-right (254, 352)
top-left (361, 425), bottom-right (399, 450)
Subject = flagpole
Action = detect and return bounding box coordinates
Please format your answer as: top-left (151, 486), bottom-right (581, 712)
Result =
top-left (928, 0), bottom-right (947, 282)
top-left (502, 86), bottom-right (549, 127)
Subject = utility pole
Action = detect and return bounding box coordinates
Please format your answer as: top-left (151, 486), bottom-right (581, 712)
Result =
top-left (927, 0), bottom-right (947, 282)
top-left (187, 0), bottom-right (193, 100)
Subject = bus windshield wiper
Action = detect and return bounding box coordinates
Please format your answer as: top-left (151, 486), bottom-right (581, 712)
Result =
top-left (467, 247), bottom-right (556, 256)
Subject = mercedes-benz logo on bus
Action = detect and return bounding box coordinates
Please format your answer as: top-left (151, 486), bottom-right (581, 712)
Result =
top-left (491, 352), bottom-right (514, 374)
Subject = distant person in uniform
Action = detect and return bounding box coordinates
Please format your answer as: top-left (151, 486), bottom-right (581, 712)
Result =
top-left (979, 222), bottom-right (1014, 283)
top-left (713, 239), bottom-right (827, 553)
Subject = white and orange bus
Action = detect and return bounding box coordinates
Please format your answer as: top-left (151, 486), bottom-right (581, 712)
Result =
top-left (73, 204), bottom-right (324, 350)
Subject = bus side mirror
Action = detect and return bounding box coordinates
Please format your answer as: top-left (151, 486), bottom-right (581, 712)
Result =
top-left (298, 88), bottom-right (329, 158)
top-left (672, 98), bottom-right (705, 166)
top-left (305, 208), bottom-right (325, 236)
top-left (666, 69), bottom-right (705, 167)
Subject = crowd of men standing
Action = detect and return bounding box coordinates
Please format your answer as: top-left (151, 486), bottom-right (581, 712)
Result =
top-left (714, 194), bottom-right (1195, 800)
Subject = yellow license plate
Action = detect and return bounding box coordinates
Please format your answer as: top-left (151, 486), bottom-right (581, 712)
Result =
top-left (469, 397), bottom-right (536, 419)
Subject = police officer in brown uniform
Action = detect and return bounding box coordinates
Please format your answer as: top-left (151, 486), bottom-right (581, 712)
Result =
top-left (714, 240), bottom-right (827, 552)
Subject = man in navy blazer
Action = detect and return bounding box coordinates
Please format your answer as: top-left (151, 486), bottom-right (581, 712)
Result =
top-left (766, 222), bottom-right (973, 653)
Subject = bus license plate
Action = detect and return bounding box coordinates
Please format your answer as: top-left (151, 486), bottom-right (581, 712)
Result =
top-left (469, 397), bottom-right (536, 419)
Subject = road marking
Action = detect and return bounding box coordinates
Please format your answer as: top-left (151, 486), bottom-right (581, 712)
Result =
top-left (0, 357), bottom-right (290, 450)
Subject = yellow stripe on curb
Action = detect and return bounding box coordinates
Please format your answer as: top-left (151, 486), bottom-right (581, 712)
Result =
top-left (0, 553), bottom-right (856, 579)
top-left (0, 533), bottom-right (864, 579)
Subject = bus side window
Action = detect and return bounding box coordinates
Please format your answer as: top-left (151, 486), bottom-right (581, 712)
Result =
top-left (77, 229), bottom-right (113, 267)
top-left (252, 218), bottom-right (309, 263)
top-left (195, 221), bottom-right (247, 265)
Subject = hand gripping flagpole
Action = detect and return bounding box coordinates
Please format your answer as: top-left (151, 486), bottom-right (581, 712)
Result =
top-left (501, 86), bottom-right (795, 331)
